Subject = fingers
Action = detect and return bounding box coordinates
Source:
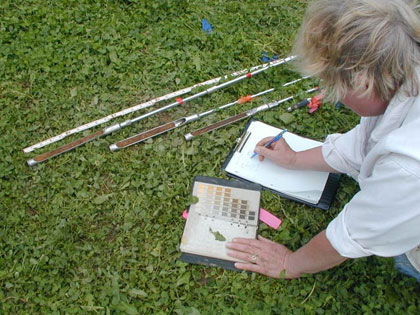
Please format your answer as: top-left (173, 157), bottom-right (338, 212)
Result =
top-left (256, 136), bottom-right (274, 147)
top-left (254, 137), bottom-right (274, 161)
top-left (234, 262), bottom-right (264, 274)
top-left (228, 237), bottom-right (264, 249)
top-left (258, 235), bottom-right (276, 244)
top-left (226, 236), bottom-right (293, 279)
top-left (226, 242), bottom-right (255, 254)
top-left (226, 238), bottom-right (263, 264)
top-left (226, 245), bottom-right (259, 263)
top-left (226, 249), bottom-right (258, 263)
top-left (255, 146), bottom-right (276, 160)
top-left (226, 235), bottom-right (296, 279)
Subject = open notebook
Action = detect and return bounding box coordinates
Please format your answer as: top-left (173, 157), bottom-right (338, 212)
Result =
top-left (222, 120), bottom-right (340, 209)
top-left (179, 176), bottom-right (261, 271)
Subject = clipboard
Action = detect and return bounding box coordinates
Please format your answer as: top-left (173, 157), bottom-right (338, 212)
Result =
top-left (221, 119), bottom-right (340, 210)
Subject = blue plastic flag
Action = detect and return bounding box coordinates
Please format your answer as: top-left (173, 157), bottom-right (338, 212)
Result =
top-left (201, 18), bottom-right (213, 34)
top-left (262, 51), bottom-right (278, 62)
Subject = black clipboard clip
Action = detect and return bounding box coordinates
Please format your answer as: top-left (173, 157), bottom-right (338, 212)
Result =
top-left (234, 131), bottom-right (251, 154)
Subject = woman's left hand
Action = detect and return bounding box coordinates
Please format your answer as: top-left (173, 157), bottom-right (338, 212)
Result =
top-left (226, 235), bottom-right (301, 279)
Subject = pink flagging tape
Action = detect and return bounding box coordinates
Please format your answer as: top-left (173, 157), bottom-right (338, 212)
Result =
top-left (259, 208), bottom-right (282, 229)
top-left (182, 208), bottom-right (282, 230)
top-left (182, 210), bottom-right (188, 220)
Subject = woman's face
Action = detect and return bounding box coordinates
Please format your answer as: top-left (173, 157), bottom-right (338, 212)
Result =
top-left (340, 87), bottom-right (390, 117)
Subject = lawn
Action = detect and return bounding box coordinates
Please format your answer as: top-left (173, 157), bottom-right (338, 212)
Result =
top-left (0, 0), bottom-right (419, 313)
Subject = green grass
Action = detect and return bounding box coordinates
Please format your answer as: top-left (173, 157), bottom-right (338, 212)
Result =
top-left (1, 0), bottom-right (419, 313)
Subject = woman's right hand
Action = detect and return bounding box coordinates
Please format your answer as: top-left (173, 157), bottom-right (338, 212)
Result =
top-left (254, 137), bottom-right (297, 169)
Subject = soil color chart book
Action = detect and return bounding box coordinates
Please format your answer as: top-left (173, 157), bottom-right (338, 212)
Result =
top-left (180, 176), bottom-right (261, 271)
top-left (222, 120), bottom-right (340, 210)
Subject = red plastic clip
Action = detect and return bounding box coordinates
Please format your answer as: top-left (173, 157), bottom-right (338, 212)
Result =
top-left (308, 94), bottom-right (324, 114)
top-left (176, 97), bottom-right (184, 104)
top-left (238, 95), bottom-right (253, 104)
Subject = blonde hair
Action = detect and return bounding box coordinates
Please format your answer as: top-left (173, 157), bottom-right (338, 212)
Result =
top-left (293, 0), bottom-right (420, 102)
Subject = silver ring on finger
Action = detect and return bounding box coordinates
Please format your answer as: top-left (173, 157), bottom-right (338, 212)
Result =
top-left (250, 254), bottom-right (258, 263)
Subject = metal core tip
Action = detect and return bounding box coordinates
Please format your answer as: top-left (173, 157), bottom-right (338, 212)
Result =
top-left (109, 143), bottom-right (120, 151)
top-left (27, 159), bottom-right (38, 167)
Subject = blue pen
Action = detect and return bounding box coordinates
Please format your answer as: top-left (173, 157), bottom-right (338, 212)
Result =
top-left (250, 129), bottom-right (287, 158)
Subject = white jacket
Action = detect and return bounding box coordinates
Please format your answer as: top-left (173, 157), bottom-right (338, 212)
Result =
top-left (322, 88), bottom-right (420, 272)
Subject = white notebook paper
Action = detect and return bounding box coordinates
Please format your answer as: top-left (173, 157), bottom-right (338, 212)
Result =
top-left (224, 121), bottom-right (330, 204)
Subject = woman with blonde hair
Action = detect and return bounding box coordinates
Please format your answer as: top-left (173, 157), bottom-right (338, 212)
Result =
top-left (227, 0), bottom-right (420, 282)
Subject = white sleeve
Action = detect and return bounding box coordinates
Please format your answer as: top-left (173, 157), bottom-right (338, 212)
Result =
top-left (322, 120), bottom-right (373, 179)
top-left (326, 154), bottom-right (420, 258)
